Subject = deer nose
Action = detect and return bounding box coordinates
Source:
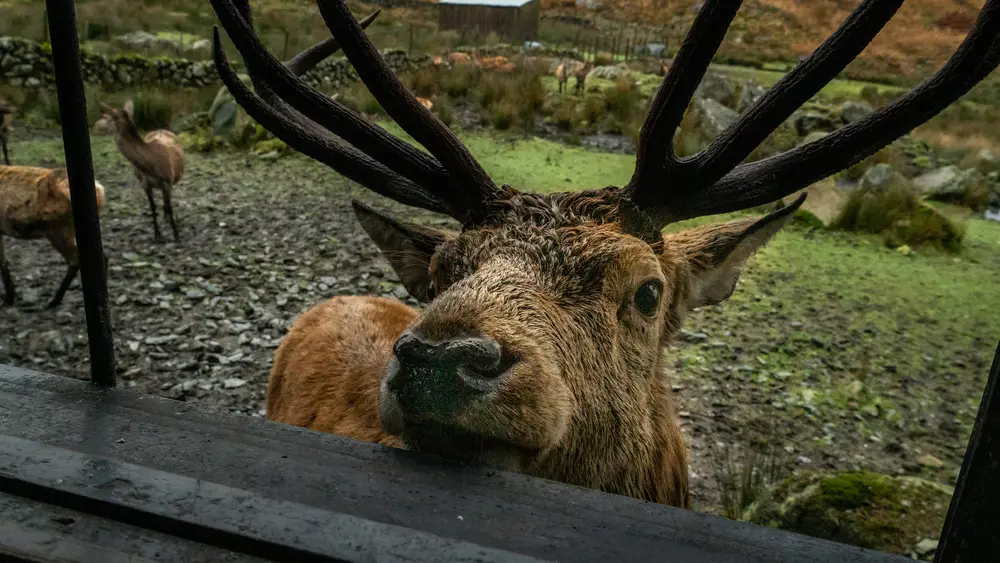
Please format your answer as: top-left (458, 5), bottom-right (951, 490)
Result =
top-left (385, 331), bottom-right (508, 413)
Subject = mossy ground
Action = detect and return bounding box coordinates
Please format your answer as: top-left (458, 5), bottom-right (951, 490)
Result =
top-left (750, 470), bottom-right (952, 558)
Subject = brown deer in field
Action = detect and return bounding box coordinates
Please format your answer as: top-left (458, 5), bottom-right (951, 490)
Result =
top-left (0, 166), bottom-right (106, 308)
top-left (95, 101), bottom-right (185, 243)
top-left (556, 60), bottom-right (590, 95)
top-left (212, 0), bottom-right (1000, 507)
top-left (0, 97), bottom-right (15, 165)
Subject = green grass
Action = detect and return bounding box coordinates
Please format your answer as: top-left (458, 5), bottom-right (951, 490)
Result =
top-left (710, 63), bottom-right (907, 100)
top-left (378, 122), bottom-right (637, 192)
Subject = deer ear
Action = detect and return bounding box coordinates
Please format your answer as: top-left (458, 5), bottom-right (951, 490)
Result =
top-left (123, 100), bottom-right (134, 119)
top-left (98, 102), bottom-right (112, 113)
top-left (664, 195), bottom-right (804, 310)
top-left (351, 200), bottom-right (455, 303)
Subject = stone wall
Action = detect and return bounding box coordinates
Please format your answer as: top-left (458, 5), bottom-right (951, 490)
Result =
top-left (0, 36), bottom-right (428, 91)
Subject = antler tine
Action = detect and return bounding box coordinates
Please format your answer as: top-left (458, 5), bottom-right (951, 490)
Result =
top-left (316, 0), bottom-right (498, 213)
top-left (212, 0), bottom-right (458, 214)
top-left (691, 0), bottom-right (904, 188)
top-left (212, 29), bottom-right (449, 215)
top-left (284, 10), bottom-right (380, 75)
top-left (629, 0), bottom-right (743, 187)
top-left (685, 0), bottom-right (1000, 220)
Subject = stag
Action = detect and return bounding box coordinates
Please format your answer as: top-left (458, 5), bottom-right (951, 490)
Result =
top-left (95, 101), bottom-right (185, 243)
top-left (0, 97), bottom-right (14, 165)
top-left (0, 166), bottom-right (106, 308)
top-left (212, 0), bottom-right (1000, 507)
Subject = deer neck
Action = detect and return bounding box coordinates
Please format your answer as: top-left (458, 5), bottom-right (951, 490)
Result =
top-left (530, 358), bottom-right (689, 507)
top-left (113, 123), bottom-right (158, 175)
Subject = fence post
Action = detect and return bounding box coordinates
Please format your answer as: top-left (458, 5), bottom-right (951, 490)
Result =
top-left (44, 0), bottom-right (118, 387)
top-left (935, 341), bottom-right (1000, 562)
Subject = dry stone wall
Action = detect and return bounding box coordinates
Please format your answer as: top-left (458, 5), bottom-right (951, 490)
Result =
top-left (0, 36), bottom-right (427, 90)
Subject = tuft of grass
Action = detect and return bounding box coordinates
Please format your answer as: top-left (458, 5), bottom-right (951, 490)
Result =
top-left (711, 444), bottom-right (787, 521)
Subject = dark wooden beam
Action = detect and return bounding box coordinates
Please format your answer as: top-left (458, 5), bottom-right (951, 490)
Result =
top-left (0, 493), bottom-right (266, 563)
top-left (935, 340), bottom-right (1000, 563)
top-left (44, 0), bottom-right (117, 386)
top-left (0, 365), bottom-right (909, 563)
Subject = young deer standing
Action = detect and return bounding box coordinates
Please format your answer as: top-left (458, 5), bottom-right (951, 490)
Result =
top-left (0, 166), bottom-right (106, 308)
top-left (212, 0), bottom-right (1000, 507)
top-left (556, 60), bottom-right (590, 95)
top-left (0, 97), bottom-right (15, 165)
top-left (95, 101), bottom-right (185, 243)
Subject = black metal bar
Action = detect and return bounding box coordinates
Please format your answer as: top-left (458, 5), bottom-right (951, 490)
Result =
top-left (44, 0), bottom-right (117, 387)
top-left (935, 339), bottom-right (1000, 563)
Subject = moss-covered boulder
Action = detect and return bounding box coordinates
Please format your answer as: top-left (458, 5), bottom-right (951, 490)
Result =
top-left (749, 470), bottom-right (952, 559)
top-left (833, 173), bottom-right (965, 251)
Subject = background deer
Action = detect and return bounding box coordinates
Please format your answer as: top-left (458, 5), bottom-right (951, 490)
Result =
top-left (212, 0), bottom-right (1000, 507)
top-left (95, 101), bottom-right (184, 243)
top-left (0, 97), bottom-right (14, 165)
top-left (0, 166), bottom-right (106, 308)
top-left (556, 60), bottom-right (590, 95)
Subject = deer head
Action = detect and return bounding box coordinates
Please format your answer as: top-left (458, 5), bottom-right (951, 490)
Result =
top-left (212, 0), bottom-right (1000, 494)
top-left (94, 100), bottom-right (136, 137)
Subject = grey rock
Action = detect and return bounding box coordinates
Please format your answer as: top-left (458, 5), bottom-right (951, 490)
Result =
top-left (794, 112), bottom-right (837, 136)
top-left (737, 79), bottom-right (767, 113)
top-left (840, 101), bottom-right (874, 124)
top-left (913, 165), bottom-right (985, 200)
top-left (914, 538), bottom-right (938, 556)
top-left (695, 71), bottom-right (735, 107)
top-left (797, 131), bottom-right (828, 147)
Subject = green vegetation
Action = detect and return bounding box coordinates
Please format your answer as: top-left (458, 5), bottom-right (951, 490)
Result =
top-left (749, 470), bottom-right (952, 558)
top-left (834, 180), bottom-right (965, 252)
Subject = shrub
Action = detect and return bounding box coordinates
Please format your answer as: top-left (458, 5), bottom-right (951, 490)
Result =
top-left (409, 67), bottom-right (439, 98)
top-left (432, 97), bottom-right (455, 128)
top-left (834, 181), bottom-right (965, 251)
top-left (491, 100), bottom-right (517, 130)
top-left (129, 90), bottom-right (175, 131)
top-left (442, 64), bottom-right (480, 98)
top-left (549, 99), bottom-right (577, 131)
top-left (960, 181), bottom-right (992, 211)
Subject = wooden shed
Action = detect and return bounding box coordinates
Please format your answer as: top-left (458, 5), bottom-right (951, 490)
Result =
top-left (438, 0), bottom-right (540, 42)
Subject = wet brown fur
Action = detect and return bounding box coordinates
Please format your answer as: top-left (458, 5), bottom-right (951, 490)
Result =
top-left (95, 100), bottom-right (185, 242)
top-left (0, 165), bottom-right (106, 307)
top-left (268, 186), bottom-right (796, 508)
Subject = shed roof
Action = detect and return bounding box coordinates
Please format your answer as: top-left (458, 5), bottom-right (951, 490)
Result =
top-left (439, 0), bottom-right (534, 6)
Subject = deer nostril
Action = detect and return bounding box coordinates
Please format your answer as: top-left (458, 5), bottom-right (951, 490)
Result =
top-left (441, 338), bottom-right (503, 379)
top-left (391, 331), bottom-right (510, 395)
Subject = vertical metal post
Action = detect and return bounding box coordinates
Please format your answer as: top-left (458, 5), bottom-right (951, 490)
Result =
top-left (935, 340), bottom-right (1000, 562)
top-left (45, 0), bottom-right (117, 387)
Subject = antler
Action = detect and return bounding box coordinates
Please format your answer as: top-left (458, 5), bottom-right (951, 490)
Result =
top-left (211, 0), bottom-right (498, 222)
top-left (623, 0), bottom-right (1000, 228)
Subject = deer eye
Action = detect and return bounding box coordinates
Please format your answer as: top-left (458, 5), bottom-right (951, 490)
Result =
top-left (633, 281), bottom-right (662, 317)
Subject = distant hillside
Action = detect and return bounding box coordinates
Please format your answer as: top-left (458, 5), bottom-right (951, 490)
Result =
top-left (551, 0), bottom-right (988, 84)
top-left (0, 0), bottom-right (992, 94)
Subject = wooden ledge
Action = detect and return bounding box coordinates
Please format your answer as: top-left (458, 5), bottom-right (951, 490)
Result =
top-left (0, 364), bottom-right (908, 563)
